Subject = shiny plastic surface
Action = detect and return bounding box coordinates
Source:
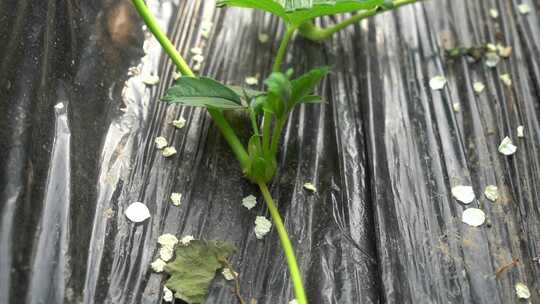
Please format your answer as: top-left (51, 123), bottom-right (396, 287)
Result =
top-left (1, 0), bottom-right (539, 303)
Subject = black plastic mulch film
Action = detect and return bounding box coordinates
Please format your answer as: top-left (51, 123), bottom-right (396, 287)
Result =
top-left (0, 0), bottom-right (539, 303)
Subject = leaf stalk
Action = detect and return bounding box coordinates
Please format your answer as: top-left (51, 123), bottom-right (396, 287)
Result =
top-left (262, 111), bottom-right (272, 153)
top-left (272, 26), bottom-right (297, 72)
top-left (258, 182), bottom-right (307, 304)
top-left (132, 0), bottom-right (194, 76)
top-left (270, 117), bottom-right (287, 156)
top-left (298, 0), bottom-right (423, 42)
top-left (132, 0), bottom-right (250, 171)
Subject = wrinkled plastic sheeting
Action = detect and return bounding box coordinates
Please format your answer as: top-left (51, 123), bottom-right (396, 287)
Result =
top-left (0, 0), bottom-right (539, 304)
top-left (364, 1), bottom-right (540, 303)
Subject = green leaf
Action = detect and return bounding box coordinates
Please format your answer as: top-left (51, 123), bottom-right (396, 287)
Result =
top-left (164, 240), bottom-right (236, 304)
top-left (290, 67), bottom-right (329, 108)
top-left (229, 86), bottom-right (266, 107)
top-left (250, 95), bottom-right (268, 114)
top-left (264, 94), bottom-right (285, 116)
top-left (245, 135), bottom-right (277, 183)
top-left (247, 135), bottom-right (265, 175)
top-left (247, 134), bottom-right (263, 159)
top-left (163, 77), bottom-right (244, 109)
top-left (265, 72), bottom-right (292, 101)
top-left (217, 0), bottom-right (287, 19)
top-left (228, 86), bottom-right (265, 101)
top-left (299, 94), bottom-right (324, 104)
top-left (251, 157), bottom-right (270, 181)
top-left (380, 0), bottom-right (395, 9)
top-left (264, 72), bottom-right (291, 117)
top-left (246, 155), bottom-right (277, 183)
top-left (285, 68), bottom-right (294, 79)
top-left (217, 0), bottom-right (384, 26)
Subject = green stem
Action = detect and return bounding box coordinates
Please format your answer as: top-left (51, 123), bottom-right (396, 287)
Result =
top-left (132, 0), bottom-right (194, 76)
top-left (134, 1), bottom-right (307, 302)
top-left (132, 0), bottom-right (250, 170)
top-left (270, 117), bottom-right (286, 156)
top-left (262, 111), bottom-right (272, 153)
top-left (208, 108), bottom-right (250, 170)
top-left (298, 0), bottom-right (422, 42)
top-left (250, 110), bottom-right (260, 136)
top-left (258, 182), bottom-right (307, 304)
top-left (272, 26), bottom-right (296, 72)
top-left (266, 25), bottom-right (297, 154)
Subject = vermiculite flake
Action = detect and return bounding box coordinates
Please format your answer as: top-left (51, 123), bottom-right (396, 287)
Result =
top-left (462, 208), bottom-right (486, 227)
top-left (498, 137), bottom-right (517, 155)
top-left (429, 75), bottom-right (447, 90)
top-left (125, 202), bottom-right (151, 223)
top-left (515, 282), bottom-right (531, 299)
top-left (451, 185), bottom-right (475, 204)
top-left (484, 185), bottom-right (499, 202)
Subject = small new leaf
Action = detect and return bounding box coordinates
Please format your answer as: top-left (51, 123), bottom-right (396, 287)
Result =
top-left (247, 134), bottom-right (263, 158)
top-left (264, 72), bottom-right (291, 117)
top-left (265, 72), bottom-right (292, 102)
top-left (164, 240), bottom-right (236, 304)
top-left (217, 0), bottom-right (384, 27)
top-left (255, 67), bottom-right (328, 118)
top-left (250, 95), bottom-right (268, 114)
top-left (290, 67), bottom-right (328, 109)
top-left (163, 77), bottom-right (244, 110)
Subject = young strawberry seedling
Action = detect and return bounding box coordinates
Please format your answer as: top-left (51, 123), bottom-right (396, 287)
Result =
top-left (132, 0), bottom-right (423, 303)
